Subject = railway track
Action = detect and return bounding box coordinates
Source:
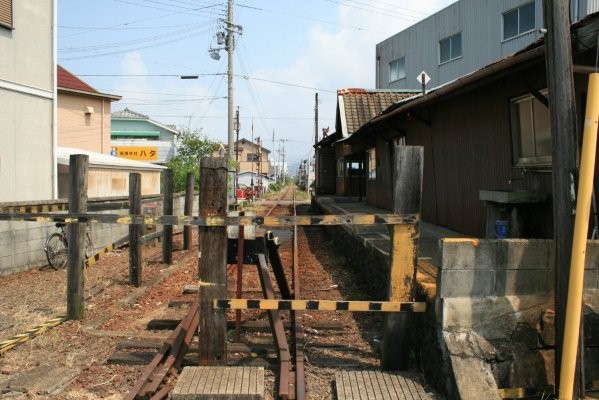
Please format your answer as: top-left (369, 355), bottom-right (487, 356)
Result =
top-left (124, 185), bottom-right (307, 399)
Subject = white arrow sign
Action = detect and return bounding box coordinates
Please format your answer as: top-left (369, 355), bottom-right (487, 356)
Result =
top-left (417, 71), bottom-right (430, 85)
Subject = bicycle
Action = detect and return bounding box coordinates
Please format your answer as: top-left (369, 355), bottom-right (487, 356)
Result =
top-left (44, 222), bottom-right (94, 270)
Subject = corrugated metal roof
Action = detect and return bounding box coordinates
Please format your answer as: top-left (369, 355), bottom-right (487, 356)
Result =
top-left (56, 147), bottom-right (166, 171)
top-left (337, 89), bottom-right (417, 136)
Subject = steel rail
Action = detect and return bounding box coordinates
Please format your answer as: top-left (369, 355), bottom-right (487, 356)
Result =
top-left (291, 187), bottom-right (306, 400)
top-left (124, 297), bottom-right (199, 400)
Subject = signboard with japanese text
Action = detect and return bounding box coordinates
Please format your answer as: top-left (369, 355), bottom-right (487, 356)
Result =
top-left (111, 146), bottom-right (158, 161)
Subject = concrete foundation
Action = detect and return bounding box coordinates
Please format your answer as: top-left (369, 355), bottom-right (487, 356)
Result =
top-left (314, 195), bottom-right (599, 400)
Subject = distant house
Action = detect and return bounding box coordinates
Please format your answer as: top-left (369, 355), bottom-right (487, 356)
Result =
top-left (376, 0), bottom-right (599, 91)
top-left (57, 65), bottom-right (121, 154)
top-left (0, 0), bottom-right (55, 201)
top-left (325, 12), bottom-right (599, 239)
top-left (111, 108), bottom-right (178, 164)
top-left (215, 138), bottom-right (273, 190)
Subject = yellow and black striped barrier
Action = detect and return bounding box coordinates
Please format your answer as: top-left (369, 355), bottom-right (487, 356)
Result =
top-left (213, 299), bottom-right (426, 313)
top-left (0, 212), bottom-right (417, 227)
top-left (0, 315), bottom-right (67, 355)
top-left (0, 204), bottom-right (68, 214)
top-left (85, 242), bottom-right (118, 267)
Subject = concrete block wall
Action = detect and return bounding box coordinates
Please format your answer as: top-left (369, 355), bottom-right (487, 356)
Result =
top-left (438, 238), bottom-right (599, 298)
top-left (0, 194), bottom-right (196, 276)
top-left (437, 238), bottom-right (599, 399)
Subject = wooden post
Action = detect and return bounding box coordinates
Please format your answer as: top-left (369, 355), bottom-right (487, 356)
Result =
top-left (381, 145), bottom-right (423, 370)
top-left (162, 169), bottom-right (173, 265)
top-left (67, 154), bottom-right (88, 320)
top-left (198, 157), bottom-right (228, 365)
top-left (543, 1), bottom-right (581, 396)
top-left (183, 172), bottom-right (194, 250)
top-left (129, 173), bottom-right (142, 287)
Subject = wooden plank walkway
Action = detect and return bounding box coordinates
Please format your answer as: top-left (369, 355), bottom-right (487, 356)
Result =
top-left (172, 366), bottom-right (264, 400)
top-left (336, 371), bottom-right (432, 400)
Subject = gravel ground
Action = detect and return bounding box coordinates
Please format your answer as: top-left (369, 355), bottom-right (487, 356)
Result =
top-left (0, 193), bottom-right (442, 399)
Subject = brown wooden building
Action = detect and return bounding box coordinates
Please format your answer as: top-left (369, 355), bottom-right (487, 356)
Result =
top-left (315, 89), bottom-right (416, 197)
top-left (316, 15), bottom-right (599, 238)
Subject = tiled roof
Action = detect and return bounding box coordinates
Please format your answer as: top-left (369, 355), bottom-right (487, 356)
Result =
top-left (112, 108), bottom-right (149, 119)
top-left (57, 65), bottom-right (98, 93)
top-left (337, 89), bottom-right (416, 136)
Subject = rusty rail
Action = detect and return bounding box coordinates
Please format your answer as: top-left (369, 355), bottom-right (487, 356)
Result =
top-left (291, 187), bottom-right (306, 400)
top-left (124, 297), bottom-right (199, 400)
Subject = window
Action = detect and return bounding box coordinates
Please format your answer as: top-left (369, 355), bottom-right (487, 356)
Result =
top-left (510, 90), bottom-right (551, 167)
top-left (439, 32), bottom-right (462, 64)
top-left (0, 0), bottom-right (12, 28)
top-left (367, 148), bottom-right (376, 179)
top-left (247, 153), bottom-right (259, 162)
top-left (389, 58), bottom-right (405, 82)
top-left (503, 2), bottom-right (535, 40)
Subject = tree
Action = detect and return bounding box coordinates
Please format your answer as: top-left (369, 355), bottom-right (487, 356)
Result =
top-left (166, 128), bottom-right (219, 192)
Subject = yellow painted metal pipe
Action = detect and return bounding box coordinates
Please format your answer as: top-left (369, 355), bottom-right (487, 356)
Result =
top-left (559, 73), bottom-right (599, 400)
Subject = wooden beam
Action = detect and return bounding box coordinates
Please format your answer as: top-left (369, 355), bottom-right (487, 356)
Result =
top-left (381, 145), bottom-right (423, 371)
top-left (129, 173), bottom-right (142, 287)
top-left (162, 169), bottom-right (173, 265)
top-left (183, 172), bottom-right (194, 250)
top-left (67, 154), bottom-right (88, 320)
top-left (0, 212), bottom-right (419, 227)
top-left (198, 157), bottom-right (228, 366)
top-left (543, 2), bottom-right (580, 397)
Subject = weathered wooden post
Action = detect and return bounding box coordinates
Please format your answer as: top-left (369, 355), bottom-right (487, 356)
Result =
top-left (129, 173), bottom-right (142, 287)
top-left (381, 145), bottom-right (423, 370)
top-left (183, 172), bottom-right (194, 250)
top-left (198, 157), bottom-right (228, 365)
top-left (162, 169), bottom-right (173, 265)
top-left (67, 154), bottom-right (89, 320)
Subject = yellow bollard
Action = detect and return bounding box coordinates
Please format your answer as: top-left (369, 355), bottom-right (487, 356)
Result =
top-left (559, 73), bottom-right (599, 399)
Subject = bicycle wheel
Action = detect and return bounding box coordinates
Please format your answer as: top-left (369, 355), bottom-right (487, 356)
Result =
top-left (45, 233), bottom-right (68, 270)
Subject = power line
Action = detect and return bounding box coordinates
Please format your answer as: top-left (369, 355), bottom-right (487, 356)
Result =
top-left (59, 25), bottom-right (209, 53)
top-left (59, 30), bottom-right (208, 60)
top-left (77, 72), bottom-right (337, 93)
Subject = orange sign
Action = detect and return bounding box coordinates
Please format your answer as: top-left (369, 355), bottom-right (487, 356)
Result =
top-left (111, 146), bottom-right (158, 161)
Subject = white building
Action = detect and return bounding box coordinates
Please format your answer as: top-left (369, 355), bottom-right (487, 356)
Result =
top-left (0, 0), bottom-right (56, 201)
top-left (376, 0), bottom-right (599, 91)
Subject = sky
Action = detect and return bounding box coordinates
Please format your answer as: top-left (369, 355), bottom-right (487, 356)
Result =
top-left (58, 0), bottom-right (455, 173)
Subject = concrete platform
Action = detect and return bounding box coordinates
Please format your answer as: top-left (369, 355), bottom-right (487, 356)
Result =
top-left (335, 370), bottom-right (432, 400)
top-left (314, 195), bottom-right (466, 267)
top-left (172, 366), bottom-right (264, 400)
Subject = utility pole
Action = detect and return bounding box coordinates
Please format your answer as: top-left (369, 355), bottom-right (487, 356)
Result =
top-left (226, 0), bottom-right (235, 206)
top-left (314, 93), bottom-right (319, 146)
top-left (542, 1), bottom-right (581, 398)
top-left (234, 106), bottom-right (240, 203)
top-left (210, 0), bottom-right (242, 207)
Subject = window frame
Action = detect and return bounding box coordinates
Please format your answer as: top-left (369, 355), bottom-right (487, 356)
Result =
top-left (388, 57), bottom-right (405, 83)
top-left (0, 0), bottom-right (13, 29)
top-left (439, 32), bottom-right (462, 64)
top-left (502, 1), bottom-right (535, 41)
top-left (367, 148), bottom-right (376, 179)
top-left (509, 89), bottom-right (552, 168)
